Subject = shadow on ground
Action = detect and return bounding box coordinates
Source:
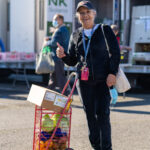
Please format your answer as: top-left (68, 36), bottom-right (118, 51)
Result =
top-left (111, 94), bottom-right (150, 115)
top-left (111, 108), bottom-right (150, 115)
top-left (116, 93), bottom-right (150, 107)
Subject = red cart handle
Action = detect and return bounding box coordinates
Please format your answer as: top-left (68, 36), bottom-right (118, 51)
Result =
top-left (61, 72), bottom-right (78, 96)
top-left (46, 72), bottom-right (78, 150)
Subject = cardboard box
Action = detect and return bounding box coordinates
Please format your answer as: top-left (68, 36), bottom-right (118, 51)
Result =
top-left (27, 84), bottom-right (71, 113)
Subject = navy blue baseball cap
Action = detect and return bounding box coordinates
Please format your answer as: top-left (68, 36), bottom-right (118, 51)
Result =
top-left (76, 1), bottom-right (95, 12)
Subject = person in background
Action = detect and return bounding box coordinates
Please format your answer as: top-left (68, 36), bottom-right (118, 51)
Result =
top-left (110, 25), bottom-right (120, 44)
top-left (56, 1), bottom-right (120, 150)
top-left (111, 24), bottom-right (132, 51)
top-left (0, 38), bottom-right (5, 52)
top-left (43, 14), bottom-right (70, 96)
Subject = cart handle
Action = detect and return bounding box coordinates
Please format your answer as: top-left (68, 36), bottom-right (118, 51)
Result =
top-left (46, 73), bottom-right (78, 150)
top-left (61, 72), bottom-right (78, 95)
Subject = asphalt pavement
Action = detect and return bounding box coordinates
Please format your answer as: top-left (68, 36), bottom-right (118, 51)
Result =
top-left (0, 82), bottom-right (150, 150)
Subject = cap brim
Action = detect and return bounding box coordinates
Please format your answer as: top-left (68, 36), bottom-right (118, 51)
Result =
top-left (76, 5), bottom-right (91, 12)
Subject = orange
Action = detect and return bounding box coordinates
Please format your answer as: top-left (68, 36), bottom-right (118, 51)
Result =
top-left (39, 141), bottom-right (45, 149)
top-left (45, 140), bottom-right (53, 148)
top-left (40, 148), bottom-right (47, 150)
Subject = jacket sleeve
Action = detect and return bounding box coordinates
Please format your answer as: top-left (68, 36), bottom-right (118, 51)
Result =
top-left (47, 27), bottom-right (69, 53)
top-left (62, 33), bottom-right (78, 66)
top-left (104, 25), bottom-right (120, 75)
top-left (47, 30), bottom-right (62, 49)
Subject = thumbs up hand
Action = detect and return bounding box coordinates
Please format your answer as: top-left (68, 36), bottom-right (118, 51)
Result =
top-left (56, 42), bottom-right (66, 58)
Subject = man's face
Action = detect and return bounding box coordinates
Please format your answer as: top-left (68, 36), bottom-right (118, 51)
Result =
top-left (113, 30), bottom-right (119, 36)
top-left (53, 15), bottom-right (62, 26)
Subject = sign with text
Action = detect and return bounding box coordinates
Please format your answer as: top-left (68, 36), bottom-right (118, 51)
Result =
top-left (46, 0), bottom-right (73, 22)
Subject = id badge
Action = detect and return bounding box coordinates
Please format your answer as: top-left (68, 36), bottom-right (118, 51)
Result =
top-left (81, 66), bottom-right (89, 81)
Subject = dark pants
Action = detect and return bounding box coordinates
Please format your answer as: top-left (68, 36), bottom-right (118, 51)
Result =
top-left (77, 80), bottom-right (112, 150)
top-left (48, 59), bottom-right (70, 95)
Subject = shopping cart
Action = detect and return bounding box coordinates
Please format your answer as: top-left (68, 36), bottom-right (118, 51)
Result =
top-left (33, 72), bottom-right (78, 150)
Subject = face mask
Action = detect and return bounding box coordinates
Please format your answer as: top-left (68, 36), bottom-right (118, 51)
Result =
top-left (52, 20), bottom-right (58, 27)
top-left (110, 88), bottom-right (118, 105)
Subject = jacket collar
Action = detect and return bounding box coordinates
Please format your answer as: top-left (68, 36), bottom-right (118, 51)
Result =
top-left (77, 24), bottom-right (101, 40)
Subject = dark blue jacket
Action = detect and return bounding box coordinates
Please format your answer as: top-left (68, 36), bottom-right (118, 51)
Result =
top-left (48, 25), bottom-right (70, 61)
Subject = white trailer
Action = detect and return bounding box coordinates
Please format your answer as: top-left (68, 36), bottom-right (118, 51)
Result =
top-left (10, 0), bottom-right (35, 53)
top-left (129, 5), bottom-right (150, 63)
top-left (120, 2), bottom-right (150, 88)
top-left (0, 0), bottom-right (74, 55)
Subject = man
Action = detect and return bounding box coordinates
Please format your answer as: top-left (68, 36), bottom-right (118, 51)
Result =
top-left (111, 24), bottom-right (131, 51)
top-left (44, 14), bottom-right (70, 95)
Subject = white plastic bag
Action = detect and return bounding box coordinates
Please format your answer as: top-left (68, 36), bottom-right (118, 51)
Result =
top-left (115, 67), bottom-right (131, 93)
top-left (36, 46), bottom-right (55, 74)
top-left (101, 24), bottom-right (131, 93)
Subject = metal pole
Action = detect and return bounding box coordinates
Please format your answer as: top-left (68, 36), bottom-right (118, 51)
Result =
top-left (113, 0), bottom-right (115, 24)
top-left (72, 0), bottom-right (75, 32)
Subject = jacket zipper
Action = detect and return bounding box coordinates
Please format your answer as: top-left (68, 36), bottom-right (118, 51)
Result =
top-left (89, 46), bottom-right (95, 80)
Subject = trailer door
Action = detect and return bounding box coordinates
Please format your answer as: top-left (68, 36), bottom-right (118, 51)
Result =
top-left (10, 0), bottom-right (35, 52)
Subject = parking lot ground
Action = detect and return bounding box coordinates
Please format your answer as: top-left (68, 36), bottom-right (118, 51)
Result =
top-left (0, 83), bottom-right (150, 150)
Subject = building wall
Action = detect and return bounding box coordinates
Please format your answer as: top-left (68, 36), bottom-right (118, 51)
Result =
top-left (92, 0), bottom-right (113, 20)
top-left (0, 0), bottom-right (7, 50)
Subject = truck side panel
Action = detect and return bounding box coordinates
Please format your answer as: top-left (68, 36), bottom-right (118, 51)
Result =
top-left (10, 0), bottom-right (35, 52)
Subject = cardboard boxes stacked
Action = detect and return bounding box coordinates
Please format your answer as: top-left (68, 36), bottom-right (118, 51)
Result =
top-left (27, 84), bottom-right (71, 113)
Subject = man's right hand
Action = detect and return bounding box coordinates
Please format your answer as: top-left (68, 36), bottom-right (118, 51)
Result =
top-left (56, 42), bottom-right (66, 58)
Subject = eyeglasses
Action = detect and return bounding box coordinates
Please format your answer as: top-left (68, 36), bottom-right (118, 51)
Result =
top-left (79, 10), bottom-right (92, 16)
